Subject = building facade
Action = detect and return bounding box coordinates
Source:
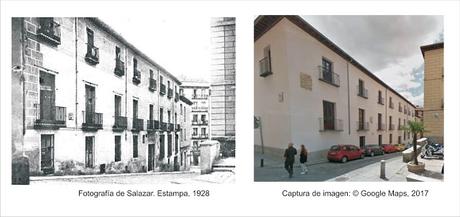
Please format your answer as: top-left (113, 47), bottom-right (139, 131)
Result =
top-left (254, 16), bottom-right (417, 161)
top-left (181, 81), bottom-right (210, 164)
top-left (210, 18), bottom-right (236, 155)
top-left (421, 42), bottom-right (444, 144)
top-left (11, 17), bottom-right (193, 175)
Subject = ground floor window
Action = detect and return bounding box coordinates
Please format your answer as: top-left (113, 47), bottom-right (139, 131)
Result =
top-left (115, 136), bottom-right (121, 162)
top-left (40, 134), bottom-right (54, 173)
top-left (85, 136), bottom-right (95, 168)
top-left (133, 135), bottom-right (138, 158)
top-left (359, 136), bottom-right (365, 149)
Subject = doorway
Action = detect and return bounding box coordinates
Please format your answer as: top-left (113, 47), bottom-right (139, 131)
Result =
top-left (148, 144), bottom-right (155, 171)
top-left (41, 134), bottom-right (54, 174)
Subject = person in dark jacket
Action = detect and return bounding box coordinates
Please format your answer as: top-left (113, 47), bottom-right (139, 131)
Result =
top-left (299, 144), bottom-right (308, 174)
top-left (284, 142), bottom-right (297, 178)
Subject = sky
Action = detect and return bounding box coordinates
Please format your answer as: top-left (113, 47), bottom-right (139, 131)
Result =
top-left (100, 17), bottom-right (211, 83)
top-left (302, 16), bottom-right (443, 107)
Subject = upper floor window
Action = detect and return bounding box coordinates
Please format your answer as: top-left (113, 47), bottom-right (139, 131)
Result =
top-left (319, 58), bottom-right (340, 87)
top-left (357, 79), bottom-right (368, 98)
top-left (85, 28), bottom-right (99, 65)
top-left (378, 91), bottom-right (384, 105)
top-left (132, 58), bottom-right (141, 84)
top-left (259, 45), bottom-right (272, 77)
top-left (114, 46), bottom-right (124, 76)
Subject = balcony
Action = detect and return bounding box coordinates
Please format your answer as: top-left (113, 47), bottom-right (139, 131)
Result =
top-left (199, 134), bottom-right (209, 139)
top-left (318, 66), bottom-right (340, 87)
top-left (112, 116), bottom-right (127, 131)
top-left (147, 120), bottom-right (156, 131)
top-left (357, 86), bottom-right (368, 99)
top-left (160, 122), bottom-right (167, 131)
top-left (377, 123), bottom-right (386, 131)
top-left (34, 104), bottom-right (66, 129)
top-left (389, 124), bottom-right (395, 131)
top-left (175, 93), bottom-right (179, 102)
top-left (192, 94), bottom-right (209, 100)
top-left (114, 59), bottom-right (125, 76)
top-left (132, 118), bottom-right (144, 131)
top-left (378, 96), bottom-right (385, 105)
top-left (85, 44), bottom-right (99, 65)
top-left (176, 124), bottom-right (181, 131)
top-left (259, 56), bottom-right (272, 77)
top-left (168, 123), bottom-right (174, 131)
top-left (82, 111), bottom-right (103, 131)
top-left (167, 88), bottom-right (173, 99)
top-left (192, 133), bottom-right (199, 139)
top-left (160, 84), bottom-right (166, 95)
top-left (37, 18), bottom-right (61, 46)
top-left (356, 121), bottom-right (369, 131)
top-left (149, 78), bottom-right (157, 92)
top-left (132, 69), bottom-right (141, 84)
top-left (319, 117), bottom-right (343, 131)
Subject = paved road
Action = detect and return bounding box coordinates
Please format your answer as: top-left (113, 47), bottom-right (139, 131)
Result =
top-left (254, 151), bottom-right (402, 182)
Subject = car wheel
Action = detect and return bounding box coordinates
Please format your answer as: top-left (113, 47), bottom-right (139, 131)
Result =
top-left (370, 152), bottom-right (375, 157)
top-left (341, 157), bottom-right (348, 163)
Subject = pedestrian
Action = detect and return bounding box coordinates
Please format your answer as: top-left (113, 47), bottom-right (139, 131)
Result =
top-left (300, 144), bottom-right (308, 174)
top-left (284, 142), bottom-right (297, 178)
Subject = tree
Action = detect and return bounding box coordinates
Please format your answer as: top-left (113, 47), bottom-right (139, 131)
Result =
top-left (404, 120), bottom-right (426, 165)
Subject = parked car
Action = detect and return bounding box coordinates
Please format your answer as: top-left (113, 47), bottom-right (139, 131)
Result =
top-left (364, 144), bottom-right (384, 157)
top-left (327, 144), bottom-right (364, 163)
top-left (382, 144), bottom-right (398, 153)
top-left (393, 144), bottom-right (405, 152)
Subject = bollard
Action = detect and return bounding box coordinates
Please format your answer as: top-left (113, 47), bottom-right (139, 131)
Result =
top-left (380, 160), bottom-right (386, 179)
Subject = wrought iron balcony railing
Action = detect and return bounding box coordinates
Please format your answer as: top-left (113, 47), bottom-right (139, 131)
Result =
top-left (132, 118), bottom-right (144, 131)
top-left (357, 86), bottom-right (368, 99)
top-left (319, 117), bottom-right (343, 131)
top-left (356, 121), bottom-right (369, 131)
top-left (85, 44), bottom-right (99, 65)
top-left (377, 123), bottom-right (386, 131)
top-left (259, 56), bottom-right (272, 77)
top-left (114, 59), bottom-right (125, 76)
top-left (132, 69), bottom-right (141, 84)
top-left (82, 111), bottom-right (103, 131)
top-left (113, 115), bottom-right (127, 131)
top-left (34, 104), bottom-right (66, 129)
top-left (318, 66), bottom-right (340, 87)
top-left (37, 18), bottom-right (61, 45)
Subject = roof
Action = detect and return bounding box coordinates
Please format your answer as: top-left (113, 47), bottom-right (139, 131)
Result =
top-left (254, 15), bottom-right (417, 108)
top-left (89, 18), bottom-right (181, 85)
top-left (420, 42), bottom-right (444, 58)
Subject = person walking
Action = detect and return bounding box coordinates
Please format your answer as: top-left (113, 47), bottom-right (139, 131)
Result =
top-left (284, 142), bottom-right (297, 178)
top-left (300, 144), bottom-right (308, 174)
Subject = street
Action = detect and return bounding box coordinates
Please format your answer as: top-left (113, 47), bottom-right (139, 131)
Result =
top-left (31, 170), bottom-right (235, 185)
top-left (254, 151), bottom-right (403, 182)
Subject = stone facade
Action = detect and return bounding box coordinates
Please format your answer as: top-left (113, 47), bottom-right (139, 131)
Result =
top-left (210, 17), bottom-right (236, 140)
top-left (11, 17), bottom-right (193, 176)
top-left (421, 43), bottom-right (444, 144)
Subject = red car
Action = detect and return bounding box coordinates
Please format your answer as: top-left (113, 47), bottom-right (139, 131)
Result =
top-left (327, 144), bottom-right (364, 163)
top-left (382, 144), bottom-right (398, 153)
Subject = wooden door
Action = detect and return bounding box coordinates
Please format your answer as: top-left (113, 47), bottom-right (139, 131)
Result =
top-left (39, 71), bottom-right (55, 121)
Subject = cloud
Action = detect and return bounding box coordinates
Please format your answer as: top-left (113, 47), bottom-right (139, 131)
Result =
top-left (302, 15), bottom-right (443, 107)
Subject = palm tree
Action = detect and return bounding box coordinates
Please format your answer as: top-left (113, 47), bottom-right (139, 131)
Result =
top-left (404, 120), bottom-right (426, 165)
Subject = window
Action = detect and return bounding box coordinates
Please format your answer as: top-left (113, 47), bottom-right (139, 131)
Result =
top-left (193, 128), bottom-right (198, 135)
top-left (168, 111), bottom-right (171, 123)
top-left (193, 114), bottom-right (198, 122)
top-left (322, 100), bottom-right (336, 130)
top-left (133, 58), bottom-right (140, 84)
top-left (85, 136), bottom-right (94, 168)
top-left (358, 108), bottom-right (365, 130)
top-left (40, 134), bottom-right (54, 173)
top-left (259, 45), bottom-right (272, 77)
top-left (159, 135), bottom-right (165, 159)
top-left (149, 104), bottom-right (154, 121)
top-left (358, 79), bottom-right (367, 98)
top-left (115, 136), bottom-right (121, 162)
top-left (389, 116), bottom-right (393, 130)
top-left (201, 128), bottom-right (206, 135)
top-left (389, 134), bottom-right (393, 144)
top-left (389, 97), bottom-right (393, 108)
top-left (377, 113), bottom-right (383, 130)
top-left (378, 91), bottom-right (384, 105)
top-left (359, 136), bottom-right (365, 149)
top-left (114, 46), bottom-right (124, 76)
top-left (398, 136), bottom-right (402, 144)
top-left (378, 135), bottom-right (382, 146)
top-left (319, 58), bottom-right (339, 86)
top-left (114, 95), bottom-right (121, 117)
top-left (160, 108), bottom-right (164, 123)
top-left (133, 135), bottom-right (138, 158)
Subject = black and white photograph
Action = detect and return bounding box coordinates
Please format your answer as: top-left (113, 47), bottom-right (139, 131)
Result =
top-left (11, 17), bottom-right (236, 185)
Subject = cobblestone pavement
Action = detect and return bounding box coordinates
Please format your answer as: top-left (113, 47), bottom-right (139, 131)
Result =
top-left (254, 151), bottom-right (403, 182)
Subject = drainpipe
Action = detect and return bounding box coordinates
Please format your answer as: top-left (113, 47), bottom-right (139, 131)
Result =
top-left (20, 18), bottom-right (26, 155)
top-left (347, 61), bottom-right (351, 135)
top-left (74, 18), bottom-right (78, 130)
top-left (124, 46), bottom-right (128, 141)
